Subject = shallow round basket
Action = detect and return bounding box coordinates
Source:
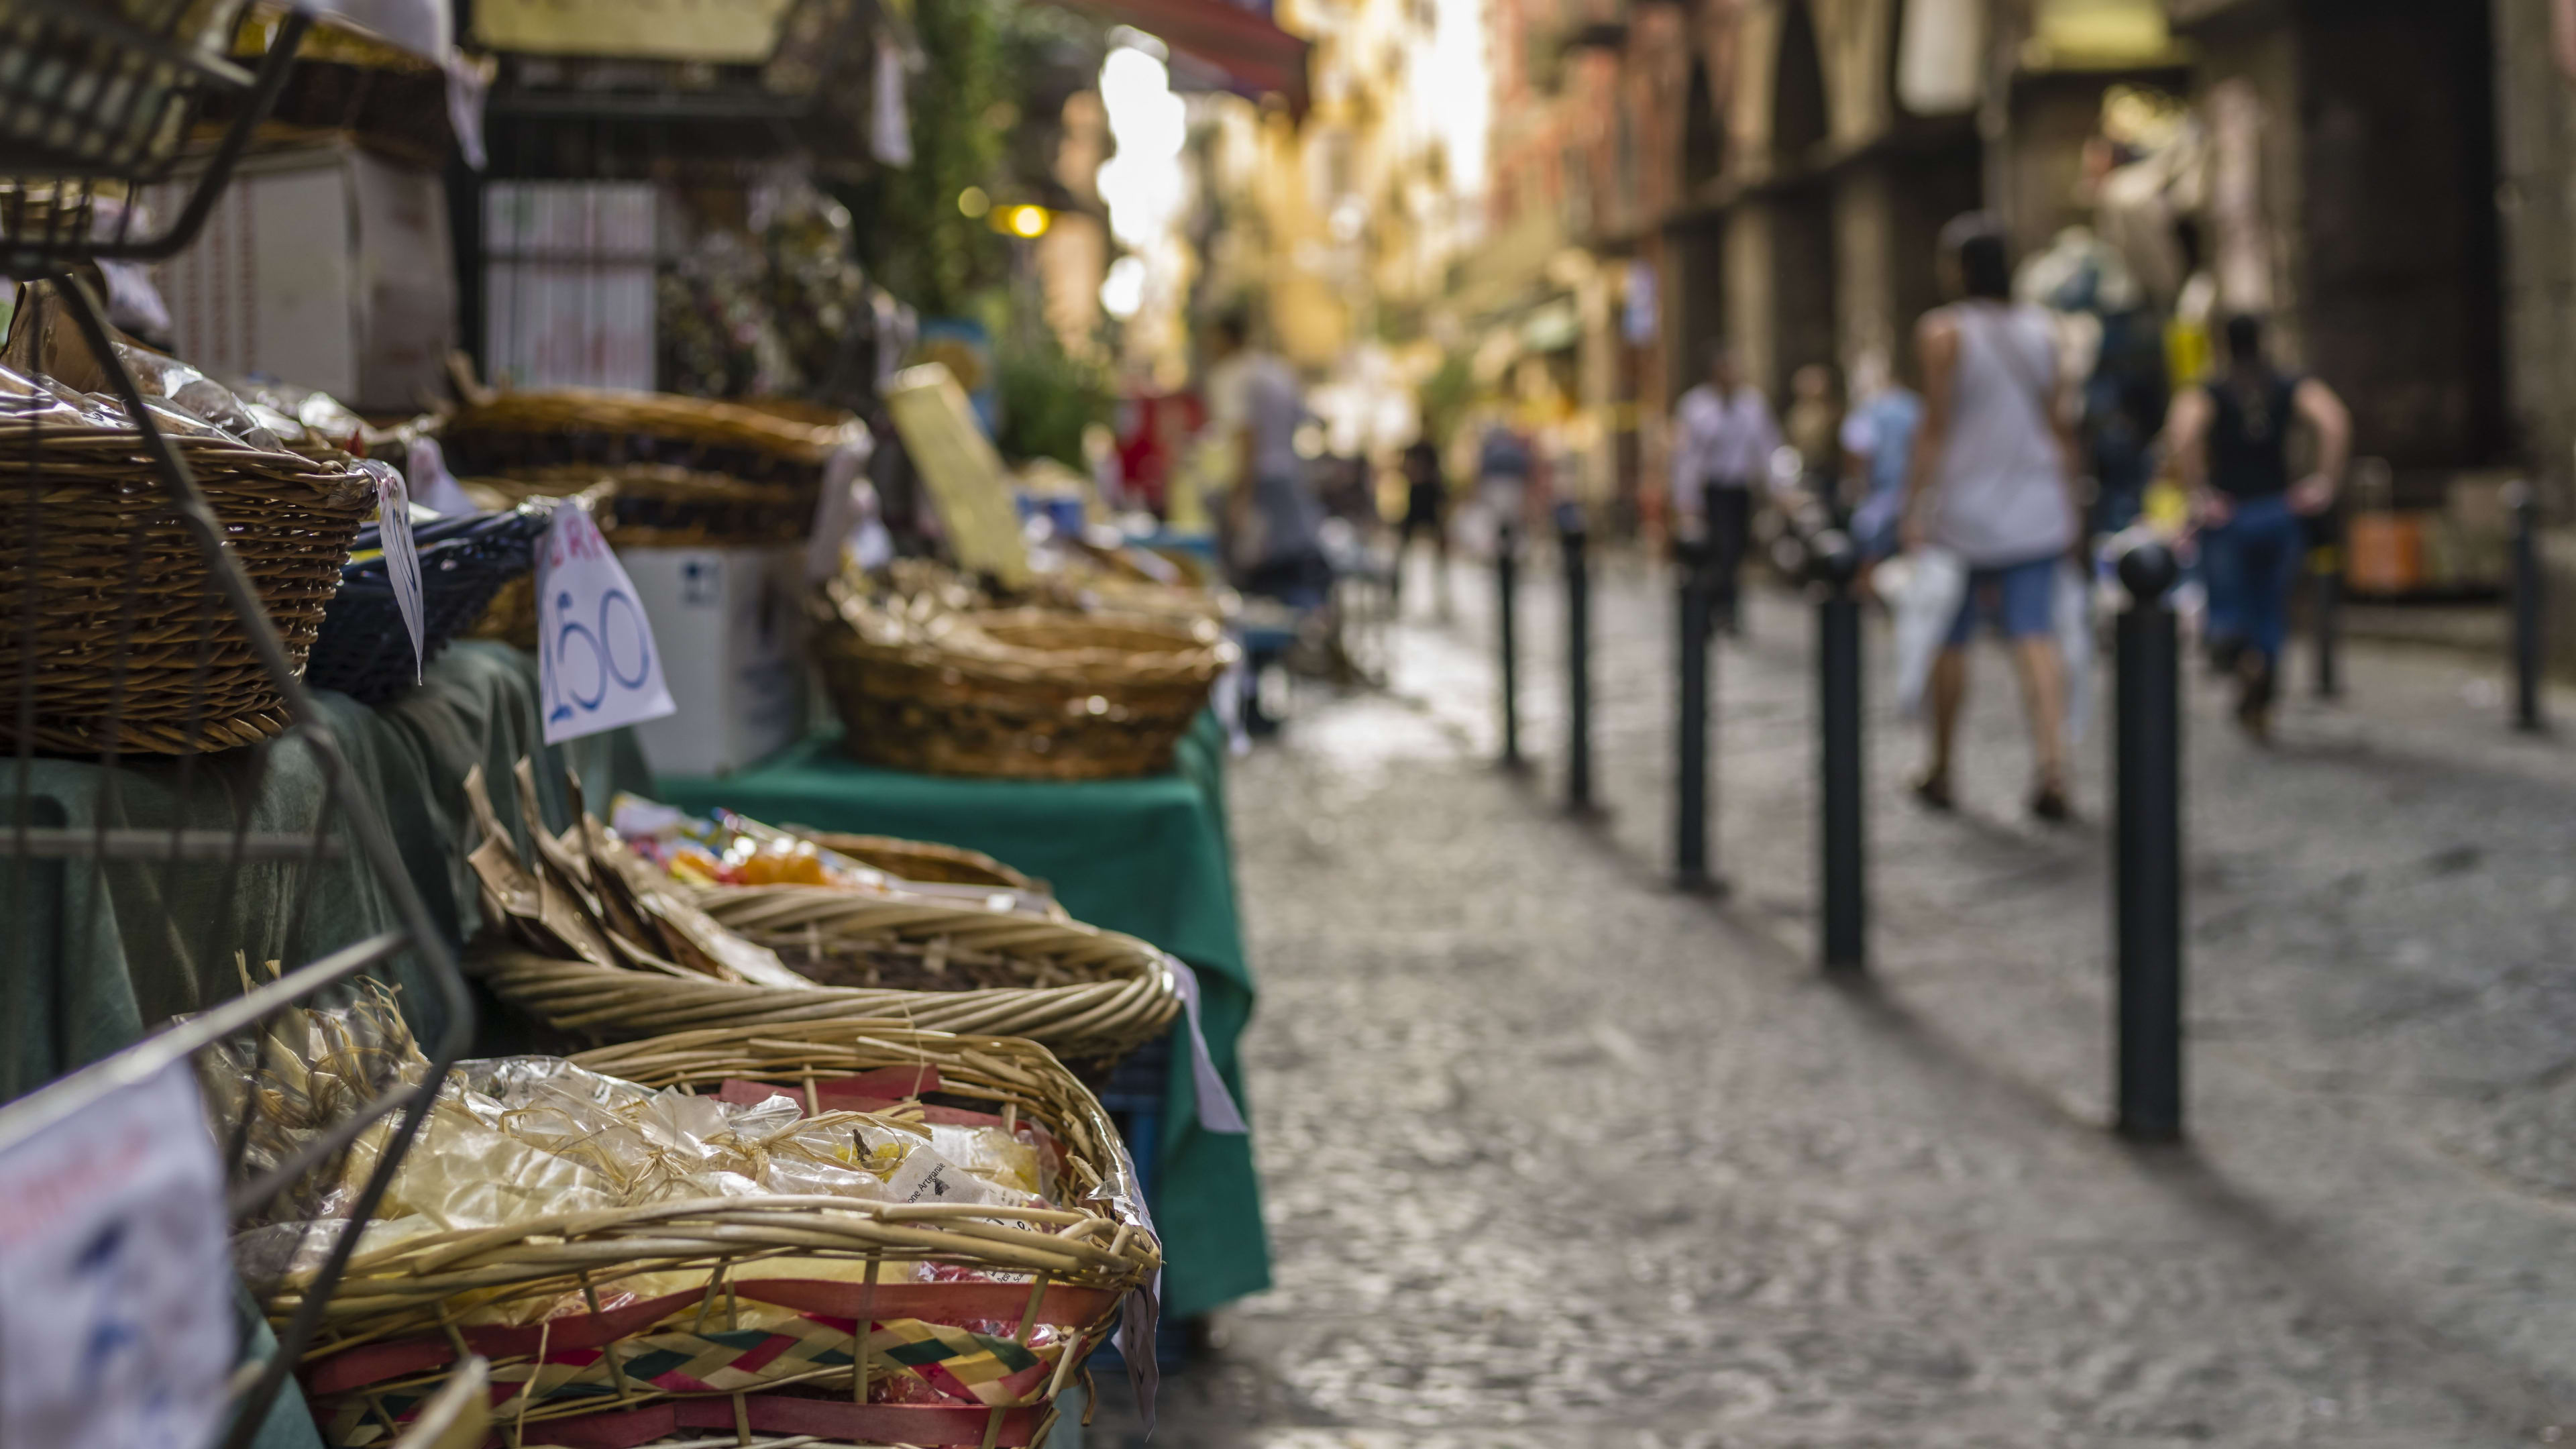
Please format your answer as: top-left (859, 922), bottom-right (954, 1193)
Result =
top-left (0, 398), bottom-right (377, 753)
top-left (813, 606), bottom-right (1236, 782)
top-left (288, 1024), bottom-right (1158, 1449)
top-left (792, 829), bottom-right (1044, 892)
top-left (307, 504), bottom-right (552, 705)
top-left (469, 892), bottom-right (1182, 1074)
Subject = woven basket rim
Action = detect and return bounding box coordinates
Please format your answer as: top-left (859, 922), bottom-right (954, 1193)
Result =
top-left (446, 388), bottom-right (866, 464)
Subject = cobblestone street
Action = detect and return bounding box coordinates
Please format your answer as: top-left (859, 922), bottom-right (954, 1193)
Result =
top-left (1092, 551), bottom-right (2576, 1447)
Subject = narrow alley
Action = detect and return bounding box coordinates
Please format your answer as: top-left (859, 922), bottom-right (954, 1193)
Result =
top-left (1093, 555), bottom-right (2576, 1448)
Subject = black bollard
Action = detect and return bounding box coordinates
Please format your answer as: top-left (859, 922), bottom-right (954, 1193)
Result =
top-left (1558, 502), bottom-right (1593, 812)
top-left (2310, 505), bottom-right (2343, 700)
top-left (2114, 541), bottom-right (2184, 1142)
top-left (2511, 481), bottom-right (2544, 733)
top-left (1675, 537), bottom-right (1721, 893)
top-left (1497, 519), bottom-right (1523, 767)
top-left (1813, 533), bottom-right (1866, 971)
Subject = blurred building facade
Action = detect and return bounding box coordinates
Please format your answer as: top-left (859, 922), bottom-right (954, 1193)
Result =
top-left (1432, 0), bottom-right (2576, 545)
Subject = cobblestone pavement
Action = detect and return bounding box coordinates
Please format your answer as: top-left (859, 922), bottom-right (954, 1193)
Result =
top-left (1087, 550), bottom-right (2576, 1448)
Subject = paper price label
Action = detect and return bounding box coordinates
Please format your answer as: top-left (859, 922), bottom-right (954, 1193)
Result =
top-left (405, 435), bottom-right (478, 517)
top-left (0, 1060), bottom-right (234, 1449)
top-left (365, 459), bottom-right (427, 686)
top-left (539, 501), bottom-right (675, 743)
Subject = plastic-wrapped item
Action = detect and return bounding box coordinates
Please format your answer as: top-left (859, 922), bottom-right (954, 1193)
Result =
top-left (190, 981), bottom-right (427, 1225)
top-left (611, 792), bottom-right (899, 892)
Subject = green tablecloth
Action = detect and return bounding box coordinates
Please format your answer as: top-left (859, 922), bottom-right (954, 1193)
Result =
top-left (657, 714), bottom-right (1271, 1320)
top-left (1, 642), bottom-right (648, 1099)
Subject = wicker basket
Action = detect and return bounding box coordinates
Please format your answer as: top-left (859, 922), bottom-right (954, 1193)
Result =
top-left (287, 1024), bottom-right (1158, 1449)
top-left (441, 389), bottom-right (864, 494)
top-left (471, 885), bottom-right (1182, 1073)
top-left (0, 374), bottom-right (378, 753)
top-left (812, 585), bottom-right (1235, 782)
top-left (307, 504), bottom-right (553, 706)
top-left (794, 830), bottom-right (1042, 893)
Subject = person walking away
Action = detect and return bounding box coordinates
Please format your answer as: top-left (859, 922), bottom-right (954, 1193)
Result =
top-left (1903, 214), bottom-right (2084, 822)
top-left (2163, 313), bottom-right (2350, 741)
top-left (1784, 363), bottom-right (1844, 496)
top-left (1670, 345), bottom-right (1780, 634)
top-left (1477, 417), bottom-right (1538, 549)
top-left (1840, 347), bottom-right (1922, 568)
top-left (1206, 309), bottom-right (1330, 608)
top-left (1394, 435), bottom-right (1450, 613)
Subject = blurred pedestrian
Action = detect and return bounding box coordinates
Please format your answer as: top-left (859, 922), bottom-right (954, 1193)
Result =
top-left (1784, 363), bottom-right (1843, 482)
top-left (1670, 344), bottom-right (1780, 634)
top-left (1206, 308), bottom-right (1330, 607)
top-left (1394, 435), bottom-right (1450, 612)
top-left (1841, 347), bottom-right (1923, 566)
top-left (1476, 416), bottom-right (1538, 549)
top-left (1903, 214), bottom-right (2083, 822)
top-left (2163, 313), bottom-right (2351, 741)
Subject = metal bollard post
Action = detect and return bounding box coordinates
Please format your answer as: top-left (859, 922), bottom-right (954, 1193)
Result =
top-left (1558, 502), bottom-right (1593, 812)
top-left (2114, 541), bottom-right (2184, 1142)
top-left (1813, 533), bottom-right (1865, 971)
top-left (1497, 519), bottom-right (1523, 767)
top-left (2310, 504), bottom-right (2343, 700)
top-left (1675, 537), bottom-right (1722, 893)
top-left (2511, 481), bottom-right (2544, 733)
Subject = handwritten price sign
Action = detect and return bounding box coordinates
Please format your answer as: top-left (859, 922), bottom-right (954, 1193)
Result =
top-left (539, 500), bottom-right (675, 744)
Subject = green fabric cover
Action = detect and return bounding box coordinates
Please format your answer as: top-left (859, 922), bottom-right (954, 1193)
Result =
top-left (656, 712), bottom-right (1271, 1320)
top-left (0, 641), bottom-right (649, 1449)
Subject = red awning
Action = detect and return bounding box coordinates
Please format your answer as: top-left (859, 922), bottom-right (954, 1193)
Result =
top-left (1069, 0), bottom-right (1309, 114)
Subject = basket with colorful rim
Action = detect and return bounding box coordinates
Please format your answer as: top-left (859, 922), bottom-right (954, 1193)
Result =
top-left (462, 763), bottom-right (1183, 1074)
top-left (272, 1022), bottom-right (1159, 1449)
top-left (810, 576), bottom-right (1236, 783)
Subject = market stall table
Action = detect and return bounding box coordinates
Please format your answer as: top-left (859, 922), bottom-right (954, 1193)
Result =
top-left (657, 712), bottom-right (1271, 1321)
top-left (1, 641), bottom-right (648, 1097)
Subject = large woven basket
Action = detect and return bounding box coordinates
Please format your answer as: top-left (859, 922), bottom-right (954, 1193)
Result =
top-left (0, 371), bottom-right (378, 753)
top-left (441, 389), bottom-right (864, 492)
top-left (286, 1024), bottom-right (1159, 1449)
top-left (471, 885), bottom-right (1182, 1073)
top-left (812, 587), bottom-right (1235, 782)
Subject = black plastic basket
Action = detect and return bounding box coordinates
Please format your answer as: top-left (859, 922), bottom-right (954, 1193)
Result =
top-left (307, 504), bottom-right (553, 705)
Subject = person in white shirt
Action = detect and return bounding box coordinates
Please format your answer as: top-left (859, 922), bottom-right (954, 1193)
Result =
top-left (1669, 345), bottom-right (1780, 633)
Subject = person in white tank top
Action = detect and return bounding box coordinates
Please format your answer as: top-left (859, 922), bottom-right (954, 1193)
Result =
top-left (1901, 215), bottom-right (2083, 822)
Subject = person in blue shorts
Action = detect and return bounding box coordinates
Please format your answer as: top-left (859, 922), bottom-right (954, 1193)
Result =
top-left (1902, 215), bottom-right (2084, 822)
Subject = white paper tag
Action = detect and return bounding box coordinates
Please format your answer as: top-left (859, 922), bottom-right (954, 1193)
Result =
top-left (445, 54), bottom-right (489, 171)
top-left (1168, 957), bottom-right (1247, 1133)
top-left (804, 437), bottom-right (878, 584)
top-left (366, 459), bottom-right (427, 686)
top-left (538, 500), bottom-right (676, 743)
top-left (0, 1060), bottom-right (234, 1449)
top-left (405, 435), bottom-right (478, 517)
top-left (884, 1148), bottom-right (1011, 1208)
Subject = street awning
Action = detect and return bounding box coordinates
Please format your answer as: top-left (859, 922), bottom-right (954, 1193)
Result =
top-left (1065, 0), bottom-right (1309, 115)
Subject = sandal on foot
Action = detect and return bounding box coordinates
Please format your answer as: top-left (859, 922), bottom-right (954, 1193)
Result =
top-left (1913, 773), bottom-right (1955, 812)
top-left (2029, 783), bottom-right (2073, 824)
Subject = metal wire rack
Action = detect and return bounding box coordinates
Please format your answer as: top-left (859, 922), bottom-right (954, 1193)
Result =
top-left (0, 3), bottom-right (474, 1445)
